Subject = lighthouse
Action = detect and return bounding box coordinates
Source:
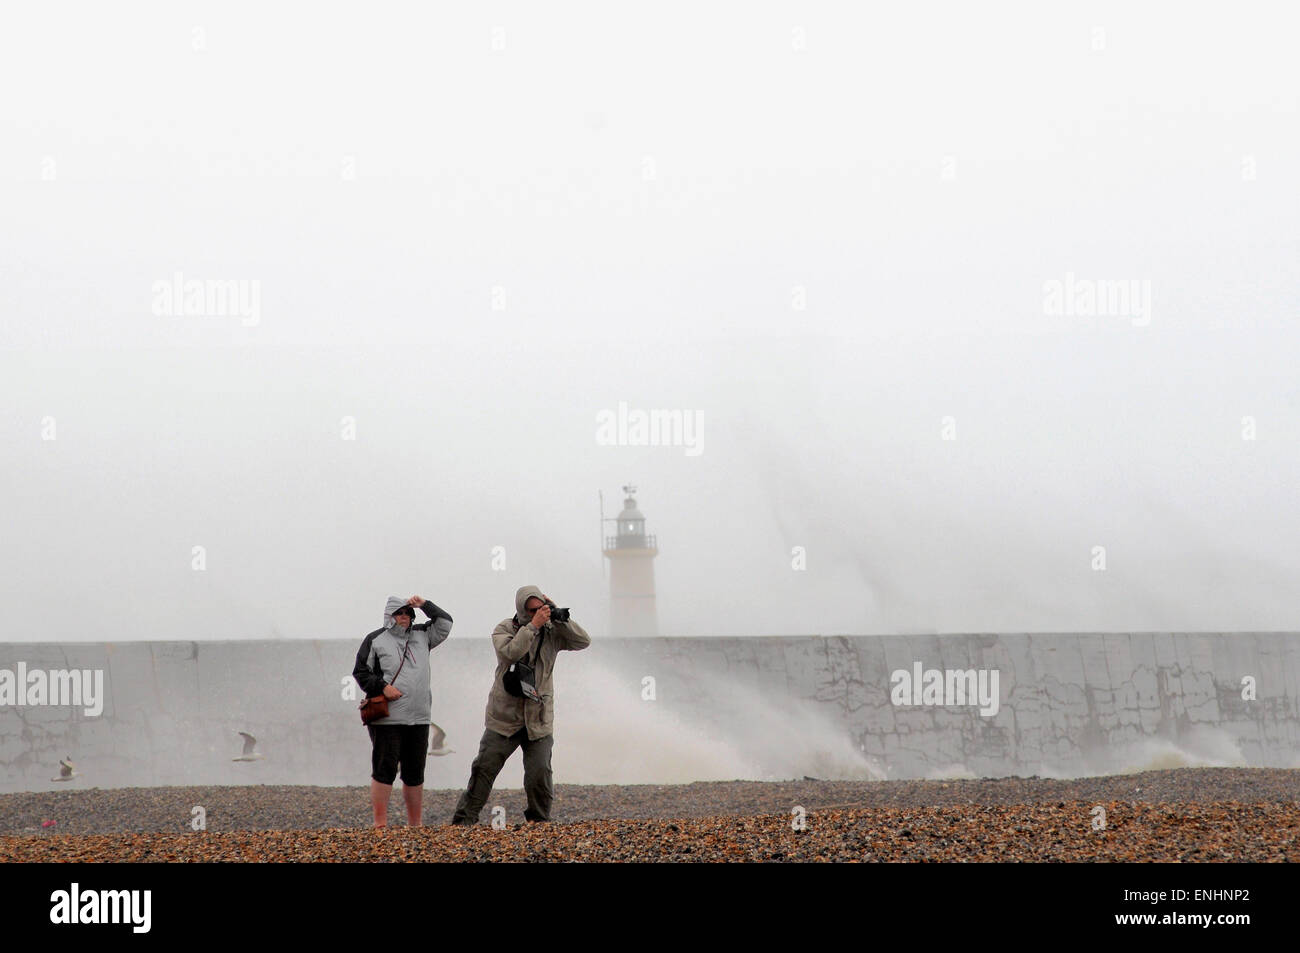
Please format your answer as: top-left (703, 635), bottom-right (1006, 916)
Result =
top-left (602, 485), bottom-right (659, 637)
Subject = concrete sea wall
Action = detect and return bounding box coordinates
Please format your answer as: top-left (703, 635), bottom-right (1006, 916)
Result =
top-left (1, 634), bottom-right (1297, 793)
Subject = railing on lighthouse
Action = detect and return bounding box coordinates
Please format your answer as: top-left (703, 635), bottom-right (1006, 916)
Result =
top-left (603, 484), bottom-right (657, 550)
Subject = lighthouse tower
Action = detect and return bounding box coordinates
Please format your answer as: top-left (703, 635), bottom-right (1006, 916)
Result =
top-left (602, 485), bottom-right (659, 637)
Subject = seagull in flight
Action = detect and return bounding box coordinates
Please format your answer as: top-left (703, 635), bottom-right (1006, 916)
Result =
top-left (232, 731), bottom-right (264, 762)
top-left (51, 757), bottom-right (77, 782)
top-left (428, 722), bottom-right (454, 756)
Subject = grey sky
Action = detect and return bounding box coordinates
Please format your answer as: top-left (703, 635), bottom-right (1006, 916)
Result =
top-left (2, 2), bottom-right (1297, 641)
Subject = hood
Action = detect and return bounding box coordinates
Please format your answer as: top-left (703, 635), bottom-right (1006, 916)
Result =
top-left (384, 595), bottom-right (414, 636)
top-left (514, 585), bottom-right (545, 624)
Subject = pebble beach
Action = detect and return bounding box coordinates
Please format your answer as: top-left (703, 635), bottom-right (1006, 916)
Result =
top-left (2, 767), bottom-right (1296, 862)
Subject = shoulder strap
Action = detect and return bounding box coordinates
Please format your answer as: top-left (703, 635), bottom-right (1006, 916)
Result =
top-left (392, 638), bottom-right (412, 681)
top-left (373, 629), bottom-right (412, 685)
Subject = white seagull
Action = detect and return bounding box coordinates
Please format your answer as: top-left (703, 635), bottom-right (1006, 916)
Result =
top-left (428, 722), bottom-right (454, 756)
top-left (232, 731), bottom-right (264, 762)
top-left (51, 757), bottom-right (77, 782)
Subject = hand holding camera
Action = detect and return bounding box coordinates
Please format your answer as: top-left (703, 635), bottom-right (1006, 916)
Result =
top-left (529, 597), bottom-right (571, 629)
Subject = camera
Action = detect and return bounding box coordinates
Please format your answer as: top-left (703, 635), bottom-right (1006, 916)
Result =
top-left (545, 601), bottom-right (571, 624)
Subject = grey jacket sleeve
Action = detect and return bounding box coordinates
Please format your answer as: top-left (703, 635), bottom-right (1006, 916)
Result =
top-left (353, 631), bottom-right (387, 697)
top-left (493, 621), bottom-right (540, 661)
top-left (414, 600), bottom-right (453, 649)
top-left (553, 617), bottom-right (592, 651)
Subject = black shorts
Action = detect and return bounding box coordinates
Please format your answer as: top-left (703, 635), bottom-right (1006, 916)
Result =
top-left (367, 724), bottom-right (430, 786)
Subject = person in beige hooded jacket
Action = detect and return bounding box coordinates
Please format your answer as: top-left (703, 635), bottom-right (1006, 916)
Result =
top-left (450, 584), bottom-right (590, 824)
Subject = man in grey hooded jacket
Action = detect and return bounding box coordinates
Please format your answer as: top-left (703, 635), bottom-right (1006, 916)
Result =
top-left (354, 594), bottom-right (453, 827)
top-left (450, 585), bottom-right (590, 824)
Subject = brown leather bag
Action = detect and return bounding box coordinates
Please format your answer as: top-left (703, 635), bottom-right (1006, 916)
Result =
top-left (359, 640), bottom-right (412, 725)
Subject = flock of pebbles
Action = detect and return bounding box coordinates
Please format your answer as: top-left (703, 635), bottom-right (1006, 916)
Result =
top-left (1, 767), bottom-right (1296, 862)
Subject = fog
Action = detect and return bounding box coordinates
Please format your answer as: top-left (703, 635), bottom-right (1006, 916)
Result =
top-left (3, 2), bottom-right (1298, 644)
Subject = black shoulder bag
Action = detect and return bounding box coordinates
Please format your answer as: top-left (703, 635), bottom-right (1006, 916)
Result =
top-left (502, 625), bottom-right (544, 702)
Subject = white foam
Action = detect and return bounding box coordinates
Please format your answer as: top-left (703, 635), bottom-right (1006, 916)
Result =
top-left (555, 660), bottom-right (886, 783)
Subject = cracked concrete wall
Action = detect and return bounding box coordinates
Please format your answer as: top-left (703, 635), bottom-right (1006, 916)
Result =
top-left (1, 633), bottom-right (1296, 793)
